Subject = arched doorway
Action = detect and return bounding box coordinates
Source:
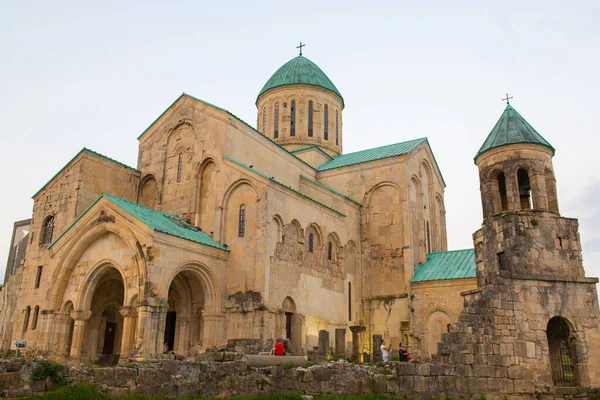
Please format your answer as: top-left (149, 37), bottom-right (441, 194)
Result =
top-left (164, 269), bottom-right (206, 357)
top-left (426, 310), bottom-right (452, 357)
top-left (547, 317), bottom-right (578, 386)
top-left (282, 297), bottom-right (302, 354)
top-left (83, 267), bottom-right (125, 365)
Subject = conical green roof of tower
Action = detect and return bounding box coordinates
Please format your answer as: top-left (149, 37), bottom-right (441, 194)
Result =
top-left (474, 104), bottom-right (555, 162)
top-left (257, 56), bottom-right (344, 107)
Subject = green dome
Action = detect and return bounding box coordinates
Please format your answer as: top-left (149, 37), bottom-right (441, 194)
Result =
top-left (474, 104), bottom-right (555, 162)
top-left (257, 56), bottom-right (344, 107)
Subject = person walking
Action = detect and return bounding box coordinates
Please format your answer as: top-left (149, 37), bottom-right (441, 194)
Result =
top-left (380, 339), bottom-right (390, 362)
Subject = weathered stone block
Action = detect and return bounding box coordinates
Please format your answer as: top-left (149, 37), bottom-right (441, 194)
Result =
top-left (113, 367), bottom-right (137, 387)
top-left (513, 379), bottom-right (535, 393)
top-left (91, 368), bottom-right (114, 385)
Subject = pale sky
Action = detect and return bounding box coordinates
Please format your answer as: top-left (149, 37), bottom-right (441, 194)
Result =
top-left (1, 1), bottom-right (599, 284)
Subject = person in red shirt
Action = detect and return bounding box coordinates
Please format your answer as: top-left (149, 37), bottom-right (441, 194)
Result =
top-left (269, 339), bottom-right (286, 356)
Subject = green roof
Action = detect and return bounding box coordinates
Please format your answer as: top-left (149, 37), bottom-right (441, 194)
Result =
top-left (222, 155), bottom-right (346, 217)
top-left (257, 56), bottom-right (344, 107)
top-left (475, 104), bottom-right (555, 161)
top-left (317, 138), bottom-right (426, 172)
top-left (49, 194), bottom-right (228, 251)
top-left (410, 249), bottom-right (476, 283)
top-left (32, 148), bottom-right (140, 199)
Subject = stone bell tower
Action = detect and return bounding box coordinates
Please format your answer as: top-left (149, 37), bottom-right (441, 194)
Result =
top-left (437, 103), bottom-right (600, 394)
top-left (470, 103), bottom-right (600, 389)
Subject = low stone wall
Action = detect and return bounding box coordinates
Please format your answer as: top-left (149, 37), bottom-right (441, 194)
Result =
top-left (1, 358), bottom-right (599, 399)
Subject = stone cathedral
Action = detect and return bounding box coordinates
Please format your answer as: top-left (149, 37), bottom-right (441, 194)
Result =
top-left (1, 52), bottom-right (599, 387)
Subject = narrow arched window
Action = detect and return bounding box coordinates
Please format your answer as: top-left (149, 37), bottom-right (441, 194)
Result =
top-left (31, 306), bottom-right (39, 330)
top-left (348, 282), bottom-right (352, 321)
top-left (335, 110), bottom-right (339, 145)
top-left (324, 104), bottom-right (329, 140)
top-left (238, 205), bottom-right (246, 237)
top-left (40, 216), bottom-right (55, 246)
top-left (308, 233), bottom-right (314, 253)
top-left (426, 221), bottom-right (431, 254)
top-left (497, 171), bottom-right (508, 211)
top-left (517, 169), bottom-right (532, 210)
top-left (327, 241), bottom-right (333, 260)
top-left (23, 306), bottom-right (31, 332)
top-left (547, 317), bottom-right (578, 386)
top-left (177, 153), bottom-right (183, 183)
top-left (290, 100), bottom-right (296, 136)
top-left (308, 101), bottom-right (313, 137)
top-left (262, 107), bottom-right (267, 134)
top-left (274, 103), bottom-right (279, 138)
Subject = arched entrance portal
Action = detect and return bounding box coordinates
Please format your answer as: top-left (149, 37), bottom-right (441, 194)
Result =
top-left (547, 317), bottom-right (579, 387)
top-left (83, 267), bottom-right (125, 365)
top-left (282, 297), bottom-right (302, 354)
top-left (164, 269), bottom-right (206, 357)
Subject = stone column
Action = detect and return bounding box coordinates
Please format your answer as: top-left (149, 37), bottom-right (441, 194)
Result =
top-left (373, 334), bottom-right (383, 362)
top-left (87, 317), bottom-right (103, 362)
top-left (318, 330), bottom-right (329, 357)
top-left (202, 313), bottom-right (225, 349)
top-left (68, 310), bottom-right (92, 363)
top-left (118, 306), bottom-right (135, 363)
top-left (135, 304), bottom-right (166, 359)
top-left (349, 325), bottom-right (365, 363)
top-left (335, 328), bottom-right (346, 357)
top-left (175, 315), bottom-right (190, 355)
top-left (38, 310), bottom-right (55, 354)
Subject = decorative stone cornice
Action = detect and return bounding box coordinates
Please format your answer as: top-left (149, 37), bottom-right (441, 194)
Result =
top-left (70, 310), bottom-right (92, 321)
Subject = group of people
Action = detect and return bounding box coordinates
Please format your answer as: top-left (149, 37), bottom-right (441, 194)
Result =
top-left (380, 339), bottom-right (409, 362)
top-left (269, 337), bottom-right (408, 362)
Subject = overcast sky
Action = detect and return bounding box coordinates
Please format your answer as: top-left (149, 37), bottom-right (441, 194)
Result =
top-left (1, 1), bottom-right (598, 284)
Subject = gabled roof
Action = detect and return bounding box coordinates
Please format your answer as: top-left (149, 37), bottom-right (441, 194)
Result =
top-left (410, 249), bottom-right (476, 283)
top-left (256, 56), bottom-right (344, 107)
top-left (222, 155), bottom-right (346, 217)
top-left (317, 138), bottom-right (426, 172)
top-left (49, 194), bottom-right (228, 251)
top-left (32, 148), bottom-right (139, 199)
top-left (474, 104), bottom-right (555, 161)
top-left (290, 145), bottom-right (334, 160)
top-left (136, 93), bottom-right (318, 172)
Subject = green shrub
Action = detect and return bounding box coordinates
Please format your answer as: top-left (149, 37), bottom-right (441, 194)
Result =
top-left (32, 360), bottom-right (67, 385)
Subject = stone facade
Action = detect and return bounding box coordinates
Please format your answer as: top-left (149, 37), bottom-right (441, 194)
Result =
top-left (1, 54), bottom-right (599, 395)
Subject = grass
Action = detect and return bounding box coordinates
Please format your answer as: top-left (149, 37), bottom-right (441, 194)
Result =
top-left (23, 385), bottom-right (402, 400)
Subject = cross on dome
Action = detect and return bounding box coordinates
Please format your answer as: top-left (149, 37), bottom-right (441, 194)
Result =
top-left (296, 42), bottom-right (306, 56)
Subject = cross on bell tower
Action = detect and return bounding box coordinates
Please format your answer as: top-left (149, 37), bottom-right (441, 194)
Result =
top-left (502, 93), bottom-right (513, 105)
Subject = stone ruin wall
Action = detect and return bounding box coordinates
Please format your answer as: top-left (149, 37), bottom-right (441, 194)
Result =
top-left (1, 358), bottom-right (598, 400)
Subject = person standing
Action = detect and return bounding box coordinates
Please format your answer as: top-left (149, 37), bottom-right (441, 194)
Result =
top-left (380, 339), bottom-right (390, 362)
top-left (399, 343), bottom-right (408, 362)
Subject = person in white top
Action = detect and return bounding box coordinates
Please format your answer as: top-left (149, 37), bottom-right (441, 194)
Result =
top-left (380, 339), bottom-right (390, 362)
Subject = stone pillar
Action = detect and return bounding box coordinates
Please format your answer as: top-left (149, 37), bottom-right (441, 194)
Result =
top-left (135, 304), bottom-right (167, 359)
top-left (202, 313), bottom-right (225, 349)
top-left (38, 310), bottom-right (55, 354)
top-left (118, 307), bottom-right (135, 363)
top-left (68, 310), bottom-right (91, 363)
top-left (372, 334), bottom-right (383, 363)
top-left (335, 328), bottom-right (346, 357)
top-left (349, 325), bottom-right (365, 363)
top-left (318, 330), bottom-right (329, 357)
top-left (175, 315), bottom-right (190, 355)
top-left (87, 317), bottom-right (103, 362)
